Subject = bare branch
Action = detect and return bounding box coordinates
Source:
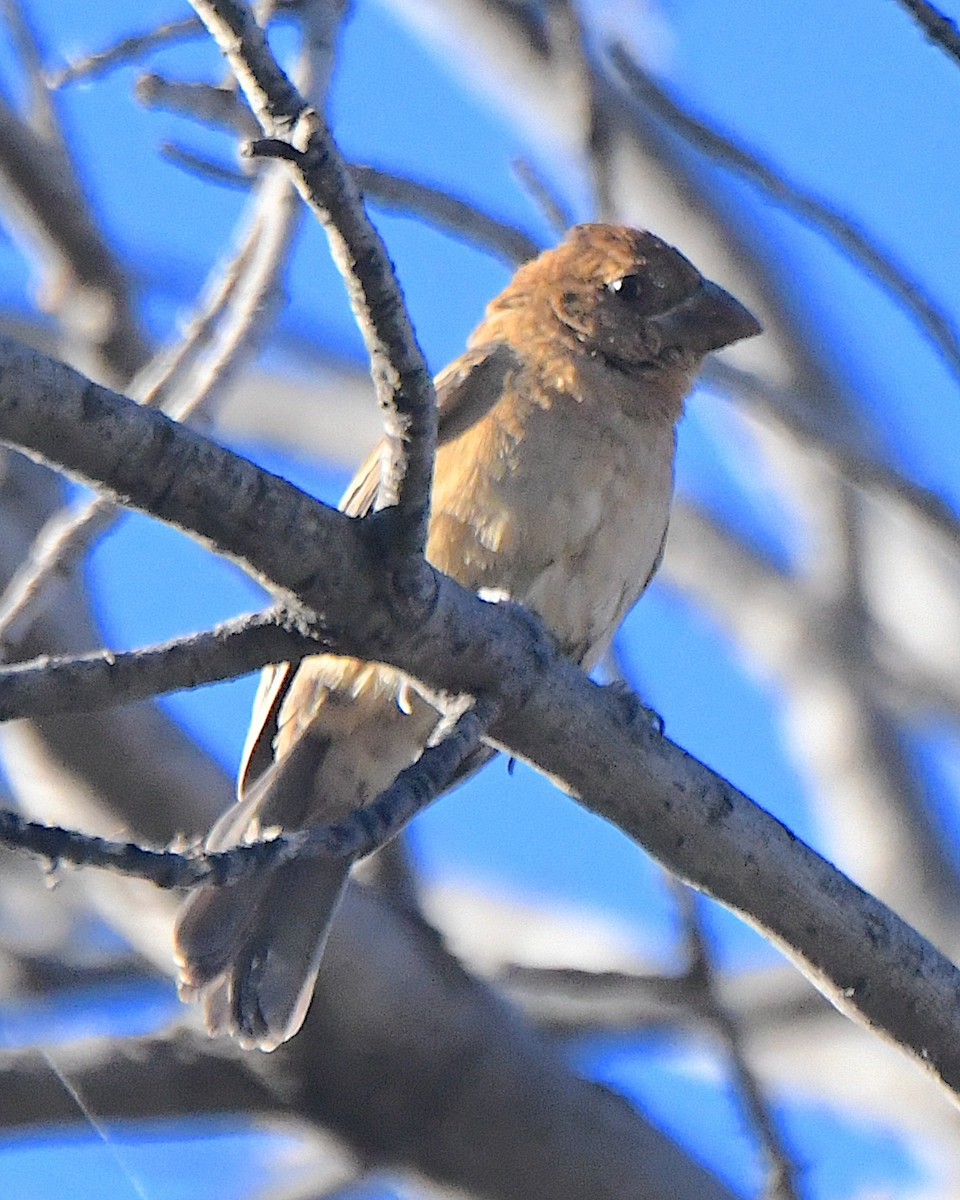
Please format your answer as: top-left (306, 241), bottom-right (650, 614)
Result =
top-left (0, 699), bottom-right (493, 887)
top-left (136, 72), bottom-right (260, 135)
top-left (663, 500), bottom-right (960, 946)
top-left (47, 17), bottom-right (205, 88)
top-left (0, 493), bottom-right (123, 658)
top-left (0, 337), bottom-right (366, 620)
top-left (1, 0), bottom-right (62, 142)
top-left (511, 158), bottom-right (572, 236)
top-left (160, 140), bottom-right (250, 188)
top-left (4, 339), bottom-right (960, 1105)
top-left (0, 906), bottom-right (741, 1200)
top-left (0, 609), bottom-right (318, 720)
top-left (893, 0), bottom-right (960, 65)
top-left (138, 73), bottom-right (542, 267)
top-left (674, 886), bottom-right (802, 1200)
top-left (0, 95), bottom-right (148, 381)
top-left (544, 1), bottom-right (616, 221)
top-left (353, 165), bottom-right (542, 264)
top-left (612, 44), bottom-right (960, 384)
top-left (501, 961), bottom-right (828, 1040)
top-left (192, 0), bottom-right (437, 557)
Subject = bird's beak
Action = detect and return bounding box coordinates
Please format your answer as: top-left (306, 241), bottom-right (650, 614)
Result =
top-left (649, 279), bottom-right (762, 354)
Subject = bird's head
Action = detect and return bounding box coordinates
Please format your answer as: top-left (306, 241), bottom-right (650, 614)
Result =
top-left (478, 224), bottom-right (761, 420)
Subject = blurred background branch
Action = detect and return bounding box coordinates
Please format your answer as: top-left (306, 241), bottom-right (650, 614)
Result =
top-left (0, 2), bottom-right (957, 1199)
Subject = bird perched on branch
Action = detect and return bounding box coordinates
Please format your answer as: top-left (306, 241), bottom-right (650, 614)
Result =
top-left (174, 223), bottom-right (761, 1050)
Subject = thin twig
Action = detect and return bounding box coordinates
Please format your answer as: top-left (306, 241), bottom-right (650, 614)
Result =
top-left (352, 165), bottom-right (541, 264)
top-left (893, 0), bottom-right (960, 65)
top-left (511, 157), bottom-right (572, 236)
top-left (705, 358), bottom-right (960, 553)
top-left (47, 17), bottom-right (205, 89)
top-left (0, 609), bottom-right (322, 721)
top-left (47, 0), bottom-right (312, 89)
top-left (0, 699), bottom-right (494, 887)
top-left (675, 885), bottom-right (803, 1200)
top-left (161, 140), bottom-right (251, 188)
top-left (136, 75), bottom-right (542, 263)
top-left (192, 0), bottom-right (437, 558)
top-left (611, 43), bottom-right (960, 384)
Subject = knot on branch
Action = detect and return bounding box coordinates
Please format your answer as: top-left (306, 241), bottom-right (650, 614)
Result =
top-left (243, 108), bottom-right (332, 176)
top-left (386, 553), bottom-right (439, 629)
top-left (243, 136), bottom-right (304, 166)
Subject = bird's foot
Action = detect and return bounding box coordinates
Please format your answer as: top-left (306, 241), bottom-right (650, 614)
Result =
top-left (478, 589), bottom-right (559, 671)
top-left (602, 679), bottom-right (664, 736)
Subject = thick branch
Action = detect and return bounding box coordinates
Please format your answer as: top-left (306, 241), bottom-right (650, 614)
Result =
top-left (0, 888), bottom-right (739, 1200)
top-left (0, 335), bottom-right (376, 629)
top-left (2, 339), bottom-right (960, 1105)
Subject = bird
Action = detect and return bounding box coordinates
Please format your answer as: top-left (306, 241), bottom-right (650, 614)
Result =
top-left (174, 223), bottom-right (761, 1050)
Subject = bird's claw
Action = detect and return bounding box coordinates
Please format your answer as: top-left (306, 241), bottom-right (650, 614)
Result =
top-left (478, 590), bottom-right (559, 670)
top-left (603, 680), bottom-right (664, 735)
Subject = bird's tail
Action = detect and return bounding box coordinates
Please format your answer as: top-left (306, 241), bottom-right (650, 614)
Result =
top-left (174, 662), bottom-right (443, 1050)
top-left (174, 851), bottom-right (349, 1051)
top-left (173, 733), bottom-right (350, 1051)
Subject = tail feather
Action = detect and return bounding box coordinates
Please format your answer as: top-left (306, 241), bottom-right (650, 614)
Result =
top-left (174, 870), bottom-right (268, 990)
top-left (174, 733), bottom-right (350, 1051)
top-left (175, 855), bottom-right (349, 1050)
top-left (174, 668), bottom-right (441, 1050)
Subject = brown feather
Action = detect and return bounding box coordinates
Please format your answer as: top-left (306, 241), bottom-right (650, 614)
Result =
top-left (174, 224), bottom-right (761, 1049)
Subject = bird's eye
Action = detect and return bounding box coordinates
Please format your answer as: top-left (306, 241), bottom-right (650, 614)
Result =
top-left (607, 274), bottom-right (645, 302)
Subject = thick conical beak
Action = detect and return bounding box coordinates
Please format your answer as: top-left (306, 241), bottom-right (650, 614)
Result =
top-left (649, 279), bottom-right (762, 354)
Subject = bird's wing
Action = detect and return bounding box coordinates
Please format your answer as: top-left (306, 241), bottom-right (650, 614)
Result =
top-left (238, 340), bottom-right (518, 797)
top-left (338, 340), bottom-right (519, 518)
top-left (434, 340), bottom-right (520, 444)
top-left (237, 661), bottom-right (292, 798)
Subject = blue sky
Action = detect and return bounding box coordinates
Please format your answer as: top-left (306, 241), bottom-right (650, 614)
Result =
top-left (1, 1), bottom-right (959, 1196)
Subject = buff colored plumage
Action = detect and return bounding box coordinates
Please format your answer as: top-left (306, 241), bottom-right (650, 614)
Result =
top-left (174, 225), bottom-right (761, 1050)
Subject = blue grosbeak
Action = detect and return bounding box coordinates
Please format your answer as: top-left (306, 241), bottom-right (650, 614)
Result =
top-left (175, 224), bottom-right (761, 1049)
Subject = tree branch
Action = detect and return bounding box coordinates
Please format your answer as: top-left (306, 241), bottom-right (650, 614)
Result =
top-left (136, 69), bottom-right (541, 266)
top-left (612, 44), bottom-right (960, 384)
top-left (0, 699), bottom-right (492, 887)
top-left (893, 0), bottom-right (960, 65)
top-left (3, 337), bottom-right (960, 1106)
top-left (0, 95), bottom-right (147, 382)
top-left (0, 894), bottom-right (740, 1200)
top-left (0, 609), bottom-right (318, 720)
top-left (48, 17), bottom-right (205, 88)
top-left (191, 0), bottom-right (436, 558)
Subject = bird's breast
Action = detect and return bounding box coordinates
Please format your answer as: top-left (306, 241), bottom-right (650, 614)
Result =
top-left (428, 384), bottom-right (677, 668)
